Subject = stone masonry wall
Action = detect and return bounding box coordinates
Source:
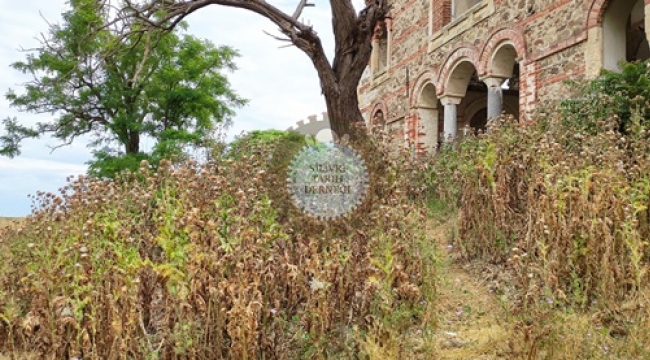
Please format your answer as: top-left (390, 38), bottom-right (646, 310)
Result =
top-left (357, 0), bottom-right (638, 154)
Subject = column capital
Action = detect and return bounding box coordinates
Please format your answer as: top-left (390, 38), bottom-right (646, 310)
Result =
top-left (480, 75), bottom-right (507, 88)
top-left (439, 95), bottom-right (463, 106)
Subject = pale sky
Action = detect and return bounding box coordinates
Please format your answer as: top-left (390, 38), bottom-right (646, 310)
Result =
top-left (0, 0), bottom-right (360, 216)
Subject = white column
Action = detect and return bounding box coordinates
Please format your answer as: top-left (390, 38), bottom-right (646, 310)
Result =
top-left (482, 76), bottom-right (505, 120)
top-left (440, 96), bottom-right (462, 142)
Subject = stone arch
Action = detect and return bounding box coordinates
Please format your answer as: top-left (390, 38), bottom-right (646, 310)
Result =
top-left (462, 96), bottom-right (487, 131)
top-left (586, 0), bottom-right (611, 29)
top-left (438, 44), bottom-right (480, 96)
top-left (503, 101), bottom-right (519, 118)
top-left (369, 101), bottom-right (388, 132)
top-left (370, 101), bottom-right (388, 122)
top-left (478, 26), bottom-right (526, 76)
top-left (443, 59), bottom-right (479, 98)
top-left (586, 0), bottom-right (649, 73)
top-left (410, 71), bottom-right (439, 108)
top-left (490, 43), bottom-right (519, 79)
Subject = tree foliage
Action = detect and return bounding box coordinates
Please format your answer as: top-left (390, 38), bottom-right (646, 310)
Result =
top-left (101, 0), bottom-right (388, 140)
top-left (226, 129), bottom-right (307, 178)
top-left (1, 0), bottom-right (245, 178)
top-left (227, 129), bottom-right (305, 158)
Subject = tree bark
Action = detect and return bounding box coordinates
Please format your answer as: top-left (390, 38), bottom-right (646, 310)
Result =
top-left (323, 86), bottom-right (366, 139)
top-left (125, 131), bottom-right (140, 154)
top-left (114, 0), bottom-right (388, 141)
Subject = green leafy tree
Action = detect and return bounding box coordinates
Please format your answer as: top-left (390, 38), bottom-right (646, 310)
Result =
top-left (1, 0), bottom-right (246, 178)
top-left (99, 0), bottom-right (388, 141)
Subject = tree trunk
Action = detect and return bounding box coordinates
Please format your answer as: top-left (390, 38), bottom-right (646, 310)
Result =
top-left (125, 131), bottom-right (140, 154)
top-left (323, 86), bottom-right (367, 141)
top-left (109, 0), bottom-right (387, 144)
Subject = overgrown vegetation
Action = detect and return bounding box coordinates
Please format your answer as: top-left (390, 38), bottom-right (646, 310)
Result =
top-left (4, 57), bottom-right (650, 359)
top-left (421, 60), bottom-right (650, 358)
top-left (0, 132), bottom-right (437, 359)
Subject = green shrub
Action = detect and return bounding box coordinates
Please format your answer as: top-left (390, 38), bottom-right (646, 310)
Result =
top-left (561, 59), bottom-right (650, 135)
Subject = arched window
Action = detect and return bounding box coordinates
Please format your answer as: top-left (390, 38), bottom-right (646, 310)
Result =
top-left (371, 110), bottom-right (386, 132)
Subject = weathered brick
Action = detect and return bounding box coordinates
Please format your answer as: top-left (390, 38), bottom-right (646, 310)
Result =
top-left (358, 0), bottom-right (648, 146)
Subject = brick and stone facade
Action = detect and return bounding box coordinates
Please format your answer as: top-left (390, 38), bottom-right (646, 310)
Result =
top-left (358, 0), bottom-right (650, 154)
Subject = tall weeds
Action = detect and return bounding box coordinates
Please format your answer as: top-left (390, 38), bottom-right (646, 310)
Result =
top-left (0, 134), bottom-right (436, 359)
top-left (425, 107), bottom-right (650, 310)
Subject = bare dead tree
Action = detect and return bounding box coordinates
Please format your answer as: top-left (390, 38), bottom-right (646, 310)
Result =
top-left (107, 0), bottom-right (389, 139)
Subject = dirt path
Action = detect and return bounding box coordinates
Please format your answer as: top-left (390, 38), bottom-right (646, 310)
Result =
top-left (429, 217), bottom-right (514, 359)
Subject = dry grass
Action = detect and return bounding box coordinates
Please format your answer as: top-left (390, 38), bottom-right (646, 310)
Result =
top-left (429, 216), bottom-right (511, 359)
top-left (0, 133), bottom-right (438, 359)
top-left (3, 73), bottom-right (650, 358)
top-left (0, 353), bottom-right (36, 360)
top-left (0, 218), bottom-right (21, 229)
top-left (420, 100), bottom-right (650, 358)
top-left (421, 213), bottom-right (650, 360)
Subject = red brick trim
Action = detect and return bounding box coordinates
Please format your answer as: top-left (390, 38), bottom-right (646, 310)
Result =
top-left (360, 85), bottom-right (407, 114)
top-left (392, 0), bottom-right (419, 20)
top-left (521, 0), bottom-right (572, 26)
top-left (392, 17), bottom-right (429, 45)
top-left (478, 26), bottom-right (527, 76)
top-left (437, 43), bottom-right (481, 95)
top-left (358, 83), bottom-right (370, 93)
top-left (528, 33), bottom-right (587, 62)
top-left (586, 0), bottom-right (610, 29)
top-left (432, 0), bottom-right (453, 32)
top-left (409, 71), bottom-right (439, 108)
top-left (539, 65), bottom-right (586, 87)
top-left (519, 60), bottom-right (539, 120)
top-left (369, 101), bottom-right (389, 124)
top-left (392, 45), bottom-right (428, 72)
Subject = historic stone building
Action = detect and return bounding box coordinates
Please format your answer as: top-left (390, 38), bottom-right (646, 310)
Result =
top-left (357, 0), bottom-right (650, 153)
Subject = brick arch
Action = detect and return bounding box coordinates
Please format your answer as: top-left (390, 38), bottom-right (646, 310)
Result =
top-left (437, 44), bottom-right (480, 96)
top-left (369, 100), bottom-right (388, 125)
top-left (587, 0), bottom-right (649, 28)
top-left (478, 26), bottom-right (526, 76)
top-left (586, 0), bottom-right (650, 29)
top-left (410, 71), bottom-right (439, 108)
top-left (586, 0), bottom-right (610, 29)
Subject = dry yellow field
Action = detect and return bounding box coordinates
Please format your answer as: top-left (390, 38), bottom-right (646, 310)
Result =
top-left (0, 217), bottom-right (22, 228)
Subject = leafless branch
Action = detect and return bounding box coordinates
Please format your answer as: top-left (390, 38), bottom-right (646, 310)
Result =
top-left (97, 0), bottom-right (388, 134)
top-left (292, 0), bottom-right (314, 20)
top-left (132, 31), bottom-right (152, 85)
top-left (262, 30), bottom-right (292, 43)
